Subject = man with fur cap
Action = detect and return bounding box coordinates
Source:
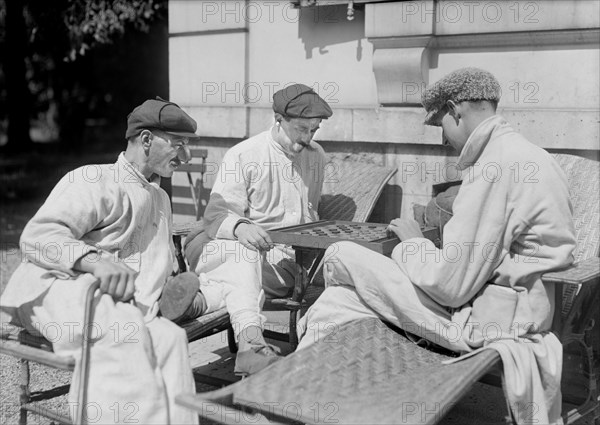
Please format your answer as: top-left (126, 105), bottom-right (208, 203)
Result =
top-left (296, 68), bottom-right (574, 424)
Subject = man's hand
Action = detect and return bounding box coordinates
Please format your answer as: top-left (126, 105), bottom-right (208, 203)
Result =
top-left (387, 218), bottom-right (424, 241)
top-left (74, 255), bottom-right (137, 302)
top-left (235, 223), bottom-right (274, 252)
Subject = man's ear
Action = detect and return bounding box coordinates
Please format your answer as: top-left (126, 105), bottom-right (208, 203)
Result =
top-left (446, 100), bottom-right (461, 124)
top-left (140, 130), bottom-right (153, 148)
top-left (274, 113), bottom-right (284, 124)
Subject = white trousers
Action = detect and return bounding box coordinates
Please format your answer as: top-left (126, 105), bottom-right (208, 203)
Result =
top-left (297, 242), bottom-right (472, 352)
top-left (15, 274), bottom-right (198, 425)
top-left (194, 240), bottom-right (298, 341)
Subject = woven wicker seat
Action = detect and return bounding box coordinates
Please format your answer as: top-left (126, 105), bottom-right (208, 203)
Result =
top-left (176, 153), bottom-right (600, 425)
top-left (178, 319), bottom-right (500, 425)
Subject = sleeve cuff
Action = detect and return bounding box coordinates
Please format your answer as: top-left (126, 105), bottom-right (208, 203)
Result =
top-left (65, 243), bottom-right (101, 275)
top-left (233, 219), bottom-right (252, 239)
top-left (216, 216), bottom-right (251, 240)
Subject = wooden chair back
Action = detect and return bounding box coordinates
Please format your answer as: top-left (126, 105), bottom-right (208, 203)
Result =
top-left (171, 147), bottom-right (209, 222)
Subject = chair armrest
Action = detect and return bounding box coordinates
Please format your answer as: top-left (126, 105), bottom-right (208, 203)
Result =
top-left (173, 220), bottom-right (204, 237)
top-left (542, 257), bottom-right (600, 286)
top-left (178, 308), bottom-right (231, 342)
top-left (545, 257), bottom-right (600, 338)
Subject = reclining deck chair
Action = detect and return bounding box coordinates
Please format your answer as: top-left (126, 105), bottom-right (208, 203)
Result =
top-left (172, 155), bottom-right (398, 349)
top-left (176, 153), bottom-right (600, 424)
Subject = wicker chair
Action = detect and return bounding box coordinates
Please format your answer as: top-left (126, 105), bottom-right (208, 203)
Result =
top-left (176, 153), bottom-right (600, 425)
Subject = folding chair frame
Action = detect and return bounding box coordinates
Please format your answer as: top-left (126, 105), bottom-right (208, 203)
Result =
top-left (0, 280), bottom-right (100, 425)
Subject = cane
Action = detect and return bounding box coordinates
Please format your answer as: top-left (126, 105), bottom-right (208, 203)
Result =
top-left (74, 279), bottom-right (101, 425)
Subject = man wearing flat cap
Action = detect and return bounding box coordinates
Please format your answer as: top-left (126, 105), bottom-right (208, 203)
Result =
top-left (297, 68), bottom-right (574, 424)
top-left (1, 98), bottom-right (200, 424)
top-left (171, 83), bottom-right (332, 375)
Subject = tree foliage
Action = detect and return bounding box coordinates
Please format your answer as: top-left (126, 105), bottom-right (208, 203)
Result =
top-left (20, 0), bottom-right (165, 61)
top-left (64, 0), bottom-right (163, 60)
top-left (0, 0), bottom-right (166, 153)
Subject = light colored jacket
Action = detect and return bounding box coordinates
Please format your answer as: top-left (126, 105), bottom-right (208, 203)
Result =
top-left (204, 129), bottom-right (327, 240)
top-left (393, 115), bottom-right (575, 338)
top-left (1, 153), bottom-right (176, 318)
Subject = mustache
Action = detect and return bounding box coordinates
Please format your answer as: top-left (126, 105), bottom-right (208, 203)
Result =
top-left (296, 141), bottom-right (311, 148)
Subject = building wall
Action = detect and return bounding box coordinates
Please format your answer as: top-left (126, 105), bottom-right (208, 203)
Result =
top-left (168, 0), bottom-right (600, 223)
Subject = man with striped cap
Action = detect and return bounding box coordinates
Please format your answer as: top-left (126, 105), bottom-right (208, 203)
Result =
top-left (163, 84), bottom-right (333, 376)
top-left (2, 98), bottom-right (201, 424)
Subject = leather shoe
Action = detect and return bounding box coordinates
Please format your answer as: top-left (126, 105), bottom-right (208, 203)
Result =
top-left (234, 344), bottom-right (282, 377)
top-left (159, 272), bottom-right (201, 322)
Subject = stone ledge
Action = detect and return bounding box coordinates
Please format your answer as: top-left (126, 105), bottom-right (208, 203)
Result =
top-left (365, 1), bottom-right (599, 38)
top-left (181, 105), bottom-right (599, 150)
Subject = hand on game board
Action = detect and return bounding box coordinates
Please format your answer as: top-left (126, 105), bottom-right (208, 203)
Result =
top-left (387, 218), bottom-right (423, 241)
top-left (234, 222), bottom-right (274, 251)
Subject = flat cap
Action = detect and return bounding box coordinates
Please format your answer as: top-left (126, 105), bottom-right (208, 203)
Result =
top-left (422, 68), bottom-right (501, 126)
top-left (126, 97), bottom-right (198, 139)
top-left (273, 84), bottom-right (333, 119)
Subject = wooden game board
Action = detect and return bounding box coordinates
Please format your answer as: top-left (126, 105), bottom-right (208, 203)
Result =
top-left (267, 220), bottom-right (401, 255)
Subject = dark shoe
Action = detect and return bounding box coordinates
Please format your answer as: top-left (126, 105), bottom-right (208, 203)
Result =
top-left (234, 344), bottom-right (282, 377)
top-left (159, 272), bottom-right (202, 322)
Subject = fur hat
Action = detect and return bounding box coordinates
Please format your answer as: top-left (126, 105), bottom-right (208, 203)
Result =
top-left (422, 68), bottom-right (501, 126)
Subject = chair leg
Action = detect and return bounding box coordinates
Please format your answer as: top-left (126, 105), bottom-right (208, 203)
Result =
top-left (173, 235), bottom-right (187, 273)
top-left (19, 358), bottom-right (30, 425)
top-left (564, 338), bottom-right (599, 422)
top-left (227, 325), bottom-right (238, 354)
top-left (288, 310), bottom-right (299, 350)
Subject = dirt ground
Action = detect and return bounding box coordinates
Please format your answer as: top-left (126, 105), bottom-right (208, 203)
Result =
top-left (0, 152), bottom-right (594, 425)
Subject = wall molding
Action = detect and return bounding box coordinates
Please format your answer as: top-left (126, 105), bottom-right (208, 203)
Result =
top-left (169, 27), bottom-right (248, 38)
top-left (365, 0), bottom-right (599, 107)
top-left (367, 28), bottom-right (600, 106)
top-left (184, 105), bottom-right (599, 150)
top-left (432, 28), bottom-right (600, 49)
